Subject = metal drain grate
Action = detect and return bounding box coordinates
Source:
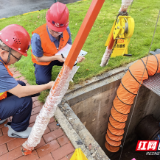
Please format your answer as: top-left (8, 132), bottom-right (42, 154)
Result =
top-left (143, 73), bottom-right (160, 96)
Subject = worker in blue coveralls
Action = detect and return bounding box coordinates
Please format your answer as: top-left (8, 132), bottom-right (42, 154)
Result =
top-left (31, 2), bottom-right (85, 85)
top-left (0, 24), bottom-right (55, 138)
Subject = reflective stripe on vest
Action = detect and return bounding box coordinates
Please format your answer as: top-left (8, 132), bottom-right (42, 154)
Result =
top-left (31, 23), bottom-right (69, 65)
top-left (0, 60), bottom-right (13, 100)
top-left (0, 92), bottom-right (7, 100)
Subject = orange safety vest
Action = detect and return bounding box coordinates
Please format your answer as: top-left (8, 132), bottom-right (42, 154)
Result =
top-left (0, 60), bottom-right (13, 100)
top-left (31, 23), bottom-right (70, 65)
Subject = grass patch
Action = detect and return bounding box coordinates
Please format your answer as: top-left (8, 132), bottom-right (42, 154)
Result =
top-left (0, 0), bottom-right (160, 102)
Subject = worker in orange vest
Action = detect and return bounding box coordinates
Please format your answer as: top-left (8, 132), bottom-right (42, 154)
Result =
top-left (0, 24), bottom-right (54, 138)
top-left (31, 2), bottom-right (85, 85)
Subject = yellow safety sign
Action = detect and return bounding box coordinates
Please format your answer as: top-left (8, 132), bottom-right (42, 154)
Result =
top-left (70, 148), bottom-right (88, 160)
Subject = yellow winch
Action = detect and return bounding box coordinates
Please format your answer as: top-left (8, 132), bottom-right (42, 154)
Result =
top-left (105, 15), bottom-right (135, 57)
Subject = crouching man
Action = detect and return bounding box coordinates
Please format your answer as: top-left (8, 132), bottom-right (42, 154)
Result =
top-left (0, 24), bottom-right (54, 138)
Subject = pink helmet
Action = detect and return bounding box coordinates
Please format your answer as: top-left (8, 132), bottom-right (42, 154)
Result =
top-left (0, 24), bottom-right (31, 57)
top-left (46, 2), bottom-right (69, 32)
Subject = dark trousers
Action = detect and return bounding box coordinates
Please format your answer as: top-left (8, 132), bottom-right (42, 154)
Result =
top-left (0, 81), bottom-right (32, 132)
top-left (34, 60), bottom-right (63, 85)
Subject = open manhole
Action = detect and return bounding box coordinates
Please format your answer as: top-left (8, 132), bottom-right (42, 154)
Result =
top-left (55, 62), bottom-right (160, 160)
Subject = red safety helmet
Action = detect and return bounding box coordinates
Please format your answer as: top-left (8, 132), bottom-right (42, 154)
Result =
top-left (0, 24), bottom-right (31, 57)
top-left (46, 2), bottom-right (69, 32)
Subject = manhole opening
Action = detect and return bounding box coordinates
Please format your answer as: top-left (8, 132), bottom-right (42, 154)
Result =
top-left (60, 63), bottom-right (160, 160)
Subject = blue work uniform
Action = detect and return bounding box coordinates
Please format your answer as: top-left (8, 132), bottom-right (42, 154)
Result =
top-left (31, 26), bottom-right (72, 85)
top-left (0, 58), bottom-right (32, 132)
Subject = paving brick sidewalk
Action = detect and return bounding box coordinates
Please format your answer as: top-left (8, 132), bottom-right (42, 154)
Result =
top-left (0, 67), bottom-right (75, 160)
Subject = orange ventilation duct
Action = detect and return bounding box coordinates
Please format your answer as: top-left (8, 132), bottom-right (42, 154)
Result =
top-left (105, 54), bottom-right (160, 152)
